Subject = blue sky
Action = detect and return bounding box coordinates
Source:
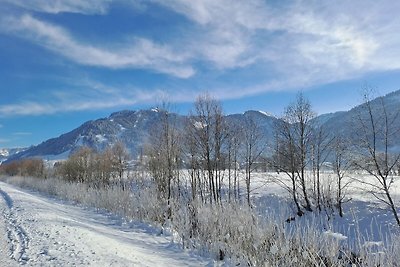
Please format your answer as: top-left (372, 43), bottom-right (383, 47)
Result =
top-left (1, 0), bottom-right (400, 148)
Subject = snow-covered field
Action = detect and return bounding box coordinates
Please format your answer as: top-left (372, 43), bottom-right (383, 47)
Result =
top-left (1, 170), bottom-right (400, 266)
top-left (251, 172), bottom-right (400, 241)
top-left (0, 181), bottom-right (212, 266)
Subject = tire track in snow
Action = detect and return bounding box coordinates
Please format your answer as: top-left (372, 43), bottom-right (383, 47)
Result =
top-left (0, 187), bottom-right (29, 264)
top-left (0, 188), bottom-right (13, 208)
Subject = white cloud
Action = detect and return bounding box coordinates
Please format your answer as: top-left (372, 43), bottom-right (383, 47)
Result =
top-left (3, 15), bottom-right (195, 78)
top-left (2, 0), bottom-right (400, 114)
top-left (154, 0), bottom-right (265, 69)
top-left (152, 0), bottom-right (400, 88)
top-left (5, 1), bottom-right (400, 85)
top-left (2, 0), bottom-right (112, 14)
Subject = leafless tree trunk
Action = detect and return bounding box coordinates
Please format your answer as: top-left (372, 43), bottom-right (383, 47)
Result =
top-left (226, 124), bottom-right (242, 203)
top-left (110, 141), bottom-right (130, 189)
top-left (242, 116), bottom-right (265, 207)
top-left (146, 108), bottom-right (181, 207)
top-left (212, 102), bottom-right (227, 203)
top-left (332, 135), bottom-right (352, 217)
top-left (284, 93), bottom-right (315, 212)
top-left (311, 125), bottom-right (332, 211)
top-left (184, 131), bottom-right (202, 202)
top-left (272, 119), bottom-right (304, 216)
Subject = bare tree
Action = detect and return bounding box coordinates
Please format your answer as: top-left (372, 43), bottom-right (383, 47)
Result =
top-left (66, 147), bottom-right (95, 183)
top-left (93, 148), bottom-right (113, 188)
top-left (271, 93), bottom-right (316, 216)
top-left (57, 146), bottom-right (116, 188)
top-left (226, 123), bottom-right (242, 202)
top-left (353, 91), bottom-right (400, 226)
top-left (185, 94), bottom-right (227, 204)
top-left (110, 141), bottom-right (130, 188)
top-left (332, 135), bottom-right (352, 217)
top-left (311, 125), bottom-right (332, 211)
top-left (183, 123), bottom-right (203, 202)
top-left (242, 115), bottom-right (265, 207)
top-left (147, 108), bottom-right (181, 204)
top-left (272, 120), bottom-right (304, 216)
top-left (285, 93), bottom-right (315, 212)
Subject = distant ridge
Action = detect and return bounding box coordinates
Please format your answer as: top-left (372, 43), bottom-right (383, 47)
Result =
top-left (4, 89), bottom-right (400, 162)
top-left (5, 109), bottom-right (279, 162)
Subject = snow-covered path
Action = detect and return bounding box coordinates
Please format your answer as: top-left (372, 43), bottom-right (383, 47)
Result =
top-left (0, 181), bottom-right (211, 266)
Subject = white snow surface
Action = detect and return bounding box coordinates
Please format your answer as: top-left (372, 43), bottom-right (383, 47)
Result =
top-left (194, 121), bottom-right (206, 129)
top-left (0, 181), bottom-right (212, 266)
top-left (95, 134), bottom-right (107, 143)
top-left (323, 230), bottom-right (347, 241)
top-left (0, 149), bottom-right (9, 157)
top-left (258, 110), bottom-right (275, 118)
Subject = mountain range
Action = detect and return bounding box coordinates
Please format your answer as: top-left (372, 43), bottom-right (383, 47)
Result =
top-left (3, 89), bottom-right (400, 163)
top-left (0, 148), bottom-right (27, 163)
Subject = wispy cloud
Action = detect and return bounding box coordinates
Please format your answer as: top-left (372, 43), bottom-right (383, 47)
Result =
top-left (0, 99), bottom-right (130, 117)
top-left (4, 1), bottom-right (400, 85)
top-left (0, 81), bottom-right (196, 117)
top-left (2, 15), bottom-right (194, 78)
top-left (3, 0), bottom-right (112, 14)
top-left (153, 0), bottom-right (400, 86)
top-left (13, 132), bottom-right (32, 136)
top-left (1, 0), bottom-right (400, 117)
top-left (148, 0), bottom-right (263, 69)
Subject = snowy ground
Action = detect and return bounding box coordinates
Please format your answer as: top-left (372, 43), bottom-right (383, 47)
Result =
top-left (0, 181), bottom-right (213, 266)
top-left (249, 172), bottom-right (400, 246)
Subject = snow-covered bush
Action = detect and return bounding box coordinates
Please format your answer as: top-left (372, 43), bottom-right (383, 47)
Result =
top-left (169, 200), bottom-right (345, 266)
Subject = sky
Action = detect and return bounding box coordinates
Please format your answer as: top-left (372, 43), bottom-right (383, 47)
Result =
top-left (1, 0), bottom-right (400, 148)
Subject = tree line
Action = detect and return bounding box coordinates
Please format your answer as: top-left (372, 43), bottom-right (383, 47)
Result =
top-left (1, 90), bottom-right (399, 226)
top-left (145, 92), bottom-right (400, 226)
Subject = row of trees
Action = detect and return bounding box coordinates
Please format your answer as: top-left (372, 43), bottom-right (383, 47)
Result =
top-left (146, 92), bottom-right (400, 226)
top-left (0, 158), bottom-right (45, 178)
top-left (55, 142), bottom-right (130, 188)
top-left (147, 94), bottom-right (334, 215)
top-left (146, 95), bottom-right (266, 210)
top-left (271, 94), bottom-right (357, 219)
top-left (268, 92), bottom-right (399, 224)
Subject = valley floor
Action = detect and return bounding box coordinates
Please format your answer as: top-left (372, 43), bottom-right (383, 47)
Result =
top-left (0, 181), bottom-right (212, 266)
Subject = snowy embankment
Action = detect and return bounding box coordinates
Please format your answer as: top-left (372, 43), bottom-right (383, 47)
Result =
top-left (0, 181), bottom-right (212, 266)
